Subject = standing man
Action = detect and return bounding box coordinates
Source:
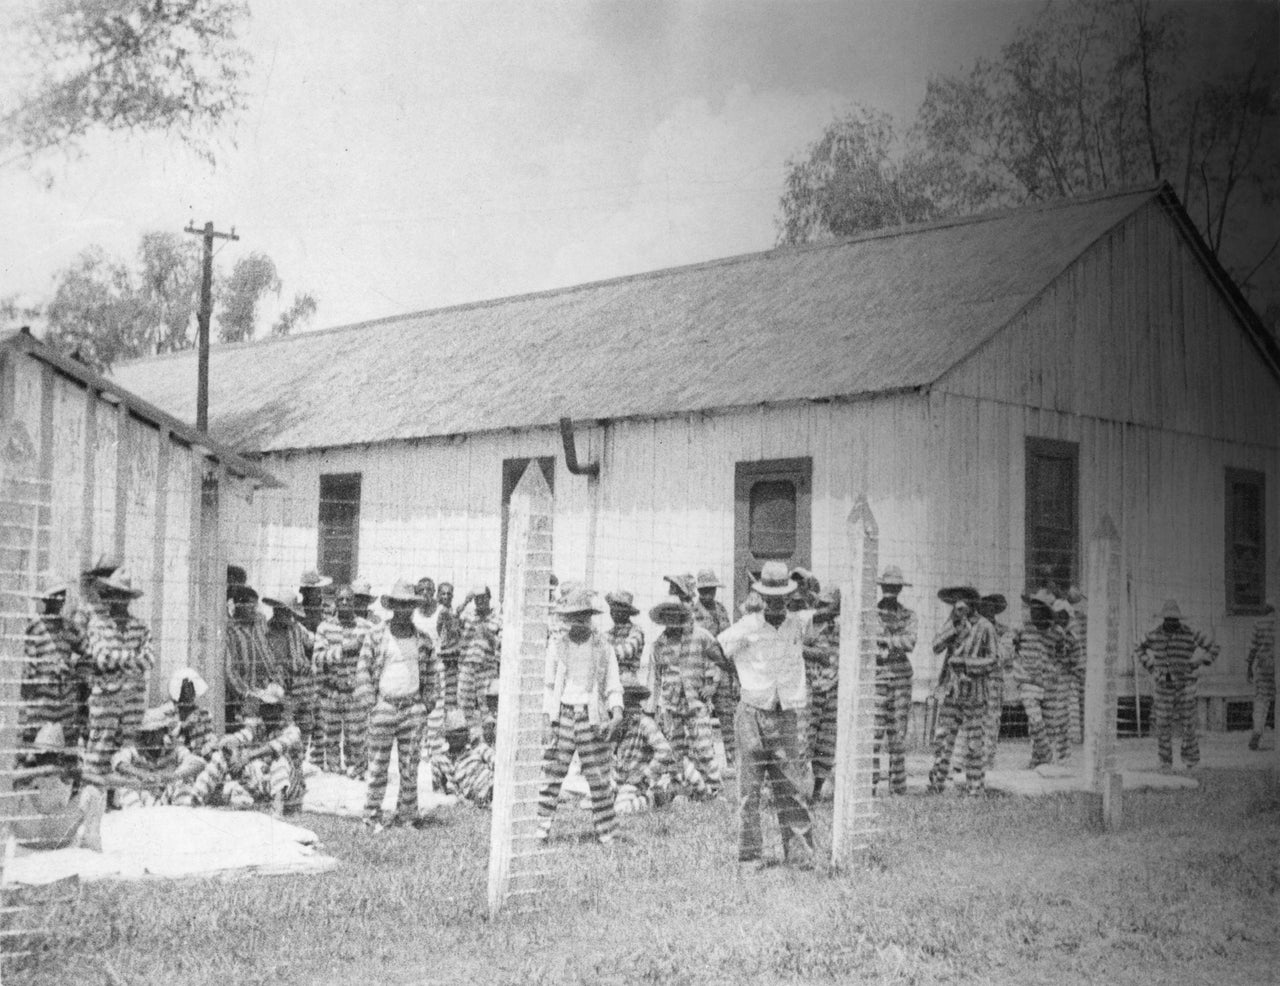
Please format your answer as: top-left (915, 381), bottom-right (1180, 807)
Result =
top-left (296, 570), bottom-right (331, 765)
top-left (1049, 598), bottom-right (1082, 762)
top-left (457, 586), bottom-right (502, 737)
top-left (356, 579), bottom-right (438, 831)
top-left (1134, 600), bottom-right (1219, 773)
top-left (696, 569), bottom-right (738, 771)
top-left (976, 593), bottom-right (1014, 770)
top-left (1246, 602), bottom-right (1276, 751)
top-left (82, 569), bottom-right (154, 782)
top-left (225, 583), bottom-right (280, 731)
top-left (313, 585), bottom-right (372, 777)
top-left (605, 590), bottom-right (645, 682)
top-left (803, 589), bottom-right (840, 800)
top-left (19, 583), bottom-right (80, 761)
top-left (873, 567), bottom-right (916, 796)
top-left (927, 586), bottom-right (997, 795)
top-left (351, 576), bottom-right (378, 623)
top-left (536, 588), bottom-right (623, 845)
top-left (642, 599), bottom-right (723, 798)
top-left (1066, 586), bottom-right (1088, 744)
top-left (1012, 588), bottom-right (1059, 769)
top-left (717, 561), bottom-right (817, 870)
top-left (261, 595), bottom-right (314, 734)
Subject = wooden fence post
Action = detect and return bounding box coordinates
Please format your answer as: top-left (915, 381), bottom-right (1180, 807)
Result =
top-left (831, 495), bottom-right (879, 869)
top-left (488, 462), bottom-right (553, 919)
top-left (1082, 515), bottom-right (1122, 828)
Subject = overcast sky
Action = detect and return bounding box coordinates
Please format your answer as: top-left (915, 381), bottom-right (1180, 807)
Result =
top-left (0, 1), bottom-right (1272, 332)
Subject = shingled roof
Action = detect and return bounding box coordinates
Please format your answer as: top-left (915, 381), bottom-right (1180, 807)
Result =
top-left (113, 185), bottom-right (1179, 454)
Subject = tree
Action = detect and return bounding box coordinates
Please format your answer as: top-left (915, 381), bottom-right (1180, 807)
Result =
top-left (779, 0), bottom-right (1279, 314)
top-left (777, 106), bottom-right (944, 244)
top-left (43, 233), bottom-right (316, 370)
top-left (1, 0), bottom-right (252, 171)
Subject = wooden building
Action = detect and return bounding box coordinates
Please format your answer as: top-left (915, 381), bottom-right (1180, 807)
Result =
top-left (114, 184), bottom-right (1280, 727)
top-left (0, 328), bottom-right (278, 724)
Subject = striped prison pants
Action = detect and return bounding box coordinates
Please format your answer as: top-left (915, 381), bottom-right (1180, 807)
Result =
top-left (657, 701), bottom-right (721, 794)
top-left (537, 704), bottom-right (617, 840)
top-left (873, 668), bottom-right (912, 795)
top-left (319, 687), bottom-right (366, 775)
top-left (982, 672), bottom-right (1003, 770)
top-left (1019, 681), bottom-right (1050, 767)
top-left (364, 697), bottom-right (426, 823)
top-left (712, 664), bottom-right (740, 764)
top-left (1154, 677), bottom-right (1199, 767)
top-left (807, 685), bottom-right (838, 788)
top-left (735, 704), bottom-right (813, 863)
top-left (175, 750), bottom-right (304, 811)
top-left (1045, 671), bottom-right (1072, 763)
top-left (1253, 662), bottom-right (1275, 736)
top-left (84, 679), bottom-right (128, 776)
top-left (420, 658), bottom-right (463, 764)
top-left (1069, 668), bottom-right (1086, 745)
top-left (929, 679), bottom-right (988, 793)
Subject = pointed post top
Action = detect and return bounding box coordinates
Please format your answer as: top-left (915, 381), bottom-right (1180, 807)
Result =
top-left (1091, 514), bottom-right (1120, 542)
top-left (847, 494), bottom-right (878, 536)
top-left (510, 460), bottom-right (553, 506)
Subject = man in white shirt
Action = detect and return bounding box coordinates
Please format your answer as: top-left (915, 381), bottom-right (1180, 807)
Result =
top-left (717, 561), bottom-right (817, 869)
top-left (536, 587), bottom-right (624, 845)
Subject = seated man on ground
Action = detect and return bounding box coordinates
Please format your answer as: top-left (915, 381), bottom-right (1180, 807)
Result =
top-left (111, 705), bottom-right (206, 808)
top-left (612, 682), bottom-right (676, 814)
top-left (10, 722), bottom-right (105, 852)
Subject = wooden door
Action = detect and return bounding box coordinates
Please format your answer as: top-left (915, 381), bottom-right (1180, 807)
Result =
top-left (734, 457), bottom-right (812, 610)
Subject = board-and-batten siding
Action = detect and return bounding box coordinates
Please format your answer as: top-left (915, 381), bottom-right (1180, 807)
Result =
top-left (5, 348), bottom-right (228, 705)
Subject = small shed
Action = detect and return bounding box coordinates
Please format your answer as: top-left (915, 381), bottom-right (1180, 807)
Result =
top-left (0, 328), bottom-right (279, 725)
top-left (113, 184), bottom-right (1280, 728)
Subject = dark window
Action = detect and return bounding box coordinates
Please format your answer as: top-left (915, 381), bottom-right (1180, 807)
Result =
top-left (1025, 438), bottom-right (1079, 593)
top-left (500, 456), bottom-right (555, 600)
top-left (318, 473), bottom-right (361, 586)
top-left (734, 457), bottom-right (812, 610)
top-left (1226, 468), bottom-right (1266, 614)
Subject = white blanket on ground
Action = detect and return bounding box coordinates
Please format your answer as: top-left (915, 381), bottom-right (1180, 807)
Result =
top-left (301, 761), bottom-right (455, 818)
top-left (2, 806), bottom-right (337, 886)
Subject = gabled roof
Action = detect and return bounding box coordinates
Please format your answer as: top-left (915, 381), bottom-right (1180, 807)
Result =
top-left (111, 184), bottom-right (1266, 454)
top-left (1, 329), bottom-right (280, 487)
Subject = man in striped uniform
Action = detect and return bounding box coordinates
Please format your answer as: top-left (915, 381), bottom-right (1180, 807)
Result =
top-left (642, 599), bottom-right (724, 799)
top-left (977, 594), bottom-right (1014, 770)
top-left (928, 586), bottom-right (997, 795)
top-left (1066, 586), bottom-right (1088, 744)
top-left (168, 667), bottom-right (216, 762)
top-left (357, 579), bottom-right (438, 831)
top-left (1012, 588), bottom-right (1058, 769)
top-left (1134, 600), bottom-right (1219, 772)
top-left (351, 576), bottom-right (378, 623)
top-left (296, 571), bottom-right (332, 765)
top-left (111, 706), bottom-right (206, 808)
top-left (1048, 598), bottom-right (1082, 762)
top-left (536, 588), bottom-right (623, 845)
top-left (449, 700), bottom-right (497, 808)
top-left (457, 586), bottom-right (502, 738)
top-left (874, 567), bottom-right (917, 796)
top-left (225, 584), bottom-right (281, 731)
top-left (1247, 603), bottom-right (1276, 751)
top-left (69, 556), bottom-right (117, 742)
top-left (804, 590), bottom-right (840, 800)
top-left (612, 682), bottom-right (676, 814)
top-left (314, 585), bottom-right (372, 777)
top-left (82, 569), bottom-right (154, 782)
top-left (19, 583), bottom-right (81, 762)
top-left (261, 595), bottom-right (315, 733)
top-left (605, 590), bottom-right (645, 682)
top-left (696, 569), bottom-right (739, 771)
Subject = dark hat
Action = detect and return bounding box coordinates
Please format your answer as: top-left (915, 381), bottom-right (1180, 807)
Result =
top-left (978, 593), bottom-right (1007, 617)
top-left (227, 564), bottom-right (248, 586)
top-left (937, 585), bottom-right (980, 606)
top-left (605, 589), bottom-right (640, 615)
top-left (753, 561), bottom-right (798, 597)
top-left (622, 682), bottom-right (651, 706)
top-left (262, 594), bottom-right (305, 619)
top-left (228, 583), bottom-right (260, 604)
top-left (650, 600), bottom-right (691, 626)
top-left (83, 554), bottom-right (119, 579)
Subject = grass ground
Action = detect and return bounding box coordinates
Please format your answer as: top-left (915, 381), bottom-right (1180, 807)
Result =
top-left (7, 762), bottom-right (1280, 986)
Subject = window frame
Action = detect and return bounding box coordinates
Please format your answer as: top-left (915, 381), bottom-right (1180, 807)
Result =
top-left (317, 472), bottom-right (362, 587)
top-left (1024, 436), bottom-right (1080, 593)
top-left (1225, 466), bottom-right (1267, 616)
top-left (733, 456), bottom-right (812, 610)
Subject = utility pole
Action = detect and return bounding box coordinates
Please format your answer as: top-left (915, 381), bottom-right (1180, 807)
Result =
top-left (184, 221), bottom-right (238, 432)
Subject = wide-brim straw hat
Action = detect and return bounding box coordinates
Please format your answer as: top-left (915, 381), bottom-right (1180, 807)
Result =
top-left (1020, 587), bottom-right (1057, 609)
top-left (382, 578), bottom-right (421, 604)
top-left (650, 600), bottom-right (692, 626)
top-left (33, 722), bottom-right (67, 753)
top-left (83, 554), bottom-right (119, 579)
top-left (1051, 599), bottom-right (1073, 617)
top-left (695, 569), bottom-right (723, 590)
top-left (604, 590), bottom-right (639, 615)
top-left (19, 582), bottom-right (69, 600)
top-left (261, 596), bottom-right (305, 619)
top-left (938, 585), bottom-right (980, 606)
top-left (351, 576), bottom-right (374, 598)
top-left (97, 567), bottom-right (144, 598)
top-left (168, 667), bottom-right (209, 702)
top-left (1157, 599), bottom-right (1183, 620)
top-left (978, 593), bottom-right (1007, 616)
top-left (557, 587), bottom-right (602, 615)
top-left (878, 565), bottom-right (911, 587)
top-left (663, 574), bottom-right (696, 599)
top-left (298, 570), bottom-right (333, 589)
top-left (139, 706), bottom-right (176, 733)
top-left (442, 709), bottom-right (468, 734)
top-left (753, 561), bottom-right (798, 597)
top-left (253, 683), bottom-right (286, 707)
